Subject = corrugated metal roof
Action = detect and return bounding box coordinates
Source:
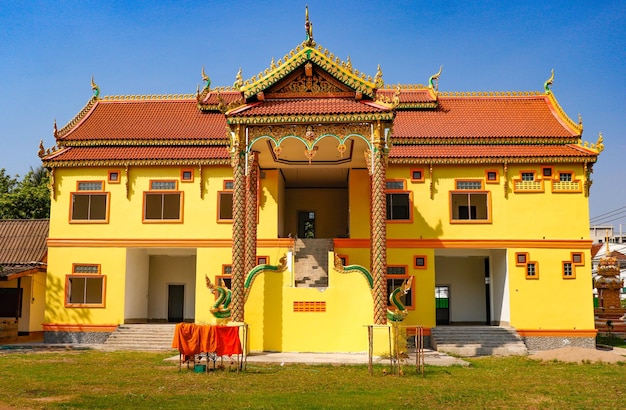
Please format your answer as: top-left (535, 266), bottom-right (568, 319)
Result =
top-left (0, 219), bottom-right (49, 264)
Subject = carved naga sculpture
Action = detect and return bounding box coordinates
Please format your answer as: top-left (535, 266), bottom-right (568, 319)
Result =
top-left (205, 275), bottom-right (232, 320)
top-left (387, 277), bottom-right (413, 322)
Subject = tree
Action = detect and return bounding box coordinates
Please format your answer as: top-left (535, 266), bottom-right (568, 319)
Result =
top-left (0, 166), bottom-right (50, 219)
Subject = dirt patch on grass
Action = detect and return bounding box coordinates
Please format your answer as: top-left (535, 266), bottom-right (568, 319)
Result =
top-left (529, 347), bottom-right (626, 364)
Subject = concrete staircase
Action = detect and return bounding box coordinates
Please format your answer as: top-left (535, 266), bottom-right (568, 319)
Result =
top-left (294, 238), bottom-right (333, 288)
top-left (103, 324), bottom-right (177, 351)
top-left (431, 326), bottom-right (528, 357)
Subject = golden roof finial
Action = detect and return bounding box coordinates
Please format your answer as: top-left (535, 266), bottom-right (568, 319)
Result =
top-left (544, 69), bottom-right (554, 94)
top-left (374, 64), bottom-right (384, 88)
top-left (53, 119), bottom-right (58, 139)
top-left (596, 132), bottom-right (604, 153)
top-left (91, 75), bottom-right (100, 98)
top-left (305, 5), bottom-right (314, 45)
top-left (201, 66), bottom-right (211, 91)
top-left (429, 65), bottom-right (443, 91)
top-left (234, 68), bottom-right (243, 90)
top-left (38, 140), bottom-right (45, 158)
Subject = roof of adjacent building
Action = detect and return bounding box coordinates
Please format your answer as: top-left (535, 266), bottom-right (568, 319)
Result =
top-left (0, 219), bottom-right (49, 280)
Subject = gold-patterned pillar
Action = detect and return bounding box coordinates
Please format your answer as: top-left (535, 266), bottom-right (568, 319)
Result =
top-left (370, 122), bottom-right (389, 325)
top-left (244, 152), bottom-right (259, 277)
top-left (230, 125), bottom-right (246, 322)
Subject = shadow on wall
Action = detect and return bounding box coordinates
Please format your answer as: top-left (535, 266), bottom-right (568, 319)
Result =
top-left (45, 274), bottom-right (93, 325)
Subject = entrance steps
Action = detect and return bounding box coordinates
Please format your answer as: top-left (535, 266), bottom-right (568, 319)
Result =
top-left (103, 324), bottom-right (176, 351)
top-left (294, 238), bottom-right (333, 288)
top-left (431, 326), bottom-right (528, 357)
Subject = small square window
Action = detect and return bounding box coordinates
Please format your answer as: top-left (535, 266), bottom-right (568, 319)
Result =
top-left (256, 256), bottom-right (268, 265)
top-left (222, 265), bottom-right (232, 275)
top-left (559, 173), bottom-right (573, 182)
top-left (572, 253), bottom-right (583, 264)
top-left (516, 253), bottom-right (527, 265)
top-left (181, 169), bottom-right (193, 182)
top-left (224, 180), bottom-right (234, 190)
top-left (108, 171), bottom-right (120, 184)
top-left (485, 170), bottom-right (499, 183)
top-left (526, 262), bottom-right (538, 279)
top-left (542, 167), bottom-right (553, 177)
top-left (521, 172), bottom-right (534, 182)
top-left (563, 262), bottom-right (573, 278)
top-left (414, 256), bottom-right (427, 269)
top-left (410, 169), bottom-right (424, 182)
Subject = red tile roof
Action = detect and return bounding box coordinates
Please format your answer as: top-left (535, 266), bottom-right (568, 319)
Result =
top-left (377, 88), bottom-right (436, 103)
top-left (60, 99), bottom-right (228, 141)
top-left (45, 146), bottom-right (230, 162)
top-left (202, 90), bottom-right (243, 105)
top-left (230, 98), bottom-right (389, 116)
top-left (393, 96), bottom-right (579, 139)
top-left (389, 144), bottom-right (596, 159)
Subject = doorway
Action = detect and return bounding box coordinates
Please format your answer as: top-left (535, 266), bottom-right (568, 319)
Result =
top-left (297, 211), bottom-right (316, 238)
top-left (167, 284), bottom-right (184, 323)
top-left (435, 285), bottom-right (450, 325)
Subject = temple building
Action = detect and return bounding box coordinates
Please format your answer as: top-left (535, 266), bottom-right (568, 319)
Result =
top-left (40, 14), bottom-right (603, 352)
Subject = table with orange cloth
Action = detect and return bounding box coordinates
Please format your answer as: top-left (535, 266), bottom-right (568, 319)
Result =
top-left (172, 323), bottom-right (243, 357)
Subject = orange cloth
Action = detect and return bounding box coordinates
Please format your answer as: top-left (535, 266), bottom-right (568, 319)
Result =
top-left (171, 323), bottom-right (241, 356)
top-left (215, 326), bottom-right (243, 356)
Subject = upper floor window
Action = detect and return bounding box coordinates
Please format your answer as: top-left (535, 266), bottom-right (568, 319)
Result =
top-left (521, 172), bottom-right (535, 182)
top-left (218, 180), bottom-right (234, 221)
top-left (450, 180), bottom-right (490, 223)
top-left (144, 180), bottom-right (182, 222)
top-left (386, 180), bottom-right (412, 222)
top-left (559, 172), bottom-right (573, 182)
top-left (71, 181), bottom-right (109, 223)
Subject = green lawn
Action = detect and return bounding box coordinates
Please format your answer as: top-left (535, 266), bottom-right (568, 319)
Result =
top-left (0, 350), bottom-right (624, 409)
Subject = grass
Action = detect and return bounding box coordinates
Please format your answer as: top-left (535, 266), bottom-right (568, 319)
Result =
top-left (597, 334), bottom-right (626, 348)
top-left (0, 350), bottom-right (625, 409)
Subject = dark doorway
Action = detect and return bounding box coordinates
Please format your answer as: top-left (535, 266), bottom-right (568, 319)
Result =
top-left (435, 285), bottom-right (450, 325)
top-left (297, 211), bottom-right (316, 238)
top-left (167, 285), bottom-right (184, 323)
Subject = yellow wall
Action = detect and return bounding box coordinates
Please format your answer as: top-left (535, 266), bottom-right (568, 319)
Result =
top-left (508, 248), bottom-right (594, 329)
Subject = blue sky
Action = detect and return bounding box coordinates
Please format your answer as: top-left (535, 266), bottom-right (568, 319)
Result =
top-left (1, 1), bottom-right (624, 227)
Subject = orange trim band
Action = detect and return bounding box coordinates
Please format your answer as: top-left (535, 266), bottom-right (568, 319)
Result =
top-left (517, 329), bottom-right (597, 337)
top-left (43, 324), bottom-right (118, 332)
top-left (47, 238), bottom-right (295, 248)
top-left (334, 238), bottom-right (592, 249)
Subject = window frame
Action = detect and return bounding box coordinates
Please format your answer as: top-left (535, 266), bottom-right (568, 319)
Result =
top-left (562, 261), bottom-right (575, 279)
top-left (256, 256), bottom-right (269, 265)
top-left (410, 168), bottom-right (425, 183)
top-left (107, 170), bottom-right (121, 184)
top-left (386, 265), bottom-right (414, 309)
top-left (142, 180), bottom-right (183, 223)
top-left (513, 170), bottom-right (544, 193)
top-left (515, 252), bottom-right (528, 266)
top-left (485, 169), bottom-right (499, 184)
top-left (69, 180), bottom-right (110, 224)
top-left (218, 180), bottom-right (234, 222)
top-left (552, 171), bottom-right (582, 193)
top-left (385, 179), bottom-right (413, 223)
top-left (449, 180), bottom-right (491, 224)
top-left (413, 255), bottom-right (427, 269)
top-left (525, 262), bottom-right (539, 279)
top-left (65, 264), bottom-right (106, 308)
top-left (181, 168), bottom-right (194, 182)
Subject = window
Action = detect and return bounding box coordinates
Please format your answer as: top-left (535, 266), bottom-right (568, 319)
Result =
top-left (485, 170), bottom-right (499, 183)
top-left (71, 181), bottom-right (109, 222)
top-left (563, 262), bottom-right (574, 278)
top-left (66, 264), bottom-right (105, 307)
top-left (256, 256), bottom-right (269, 265)
top-left (218, 180), bottom-right (234, 221)
top-left (571, 252), bottom-right (583, 265)
top-left (181, 169), bottom-right (194, 182)
top-left (387, 266), bottom-right (413, 308)
top-left (386, 180), bottom-right (412, 221)
top-left (410, 168), bottom-right (424, 182)
top-left (144, 180), bottom-right (182, 222)
top-left (513, 171), bottom-right (543, 193)
top-left (559, 172), bottom-right (572, 182)
top-left (450, 182), bottom-right (490, 223)
top-left (521, 172), bottom-right (534, 182)
top-left (542, 167), bottom-right (553, 178)
top-left (414, 255), bottom-right (427, 269)
top-left (526, 262), bottom-right (538, 279)
top-left (108, 170), bottom-right (121, 184)
top-left (215, 265), bottom-right (232, 289)
top-left (516, 253), bottom-right (528, 266)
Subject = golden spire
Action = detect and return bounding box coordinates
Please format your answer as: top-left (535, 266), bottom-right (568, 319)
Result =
top-left (429, 65), bottom-right (443, 91)
top-left (234, 68), bottom-right (243, 90)
top-left (305, 5), bottom-right (314, 45)
top-left (374, 65), bottom-right (384, 88)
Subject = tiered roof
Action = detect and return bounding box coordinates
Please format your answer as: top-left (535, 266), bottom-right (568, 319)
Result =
top-left (41, 34), bottom-right (601, 168)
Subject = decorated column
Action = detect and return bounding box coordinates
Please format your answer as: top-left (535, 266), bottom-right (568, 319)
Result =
top-left (370, 121), bottom-right (389, 325)
top-left (230, 125), bottom-right (246, 322)
top-left (244, 152), bottom-right (259, 276)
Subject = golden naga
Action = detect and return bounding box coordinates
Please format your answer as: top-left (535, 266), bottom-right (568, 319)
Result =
top-left (544, 69), bottom-right (554, 94)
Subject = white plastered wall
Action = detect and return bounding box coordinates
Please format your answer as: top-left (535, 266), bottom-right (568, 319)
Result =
top-left (147, 255), bottom-right (196, 321)
top-left (435, 255), bottom-right (486, 323)
top-left (125, 249), bottom-right (149, 321)
top-left (489, 249), bottom-right (510, 325)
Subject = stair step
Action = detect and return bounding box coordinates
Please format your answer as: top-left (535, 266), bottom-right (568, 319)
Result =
top-left (104, 324), bottom-right (177, 351)
top-left (431, 326), bottom-right (528, 357)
